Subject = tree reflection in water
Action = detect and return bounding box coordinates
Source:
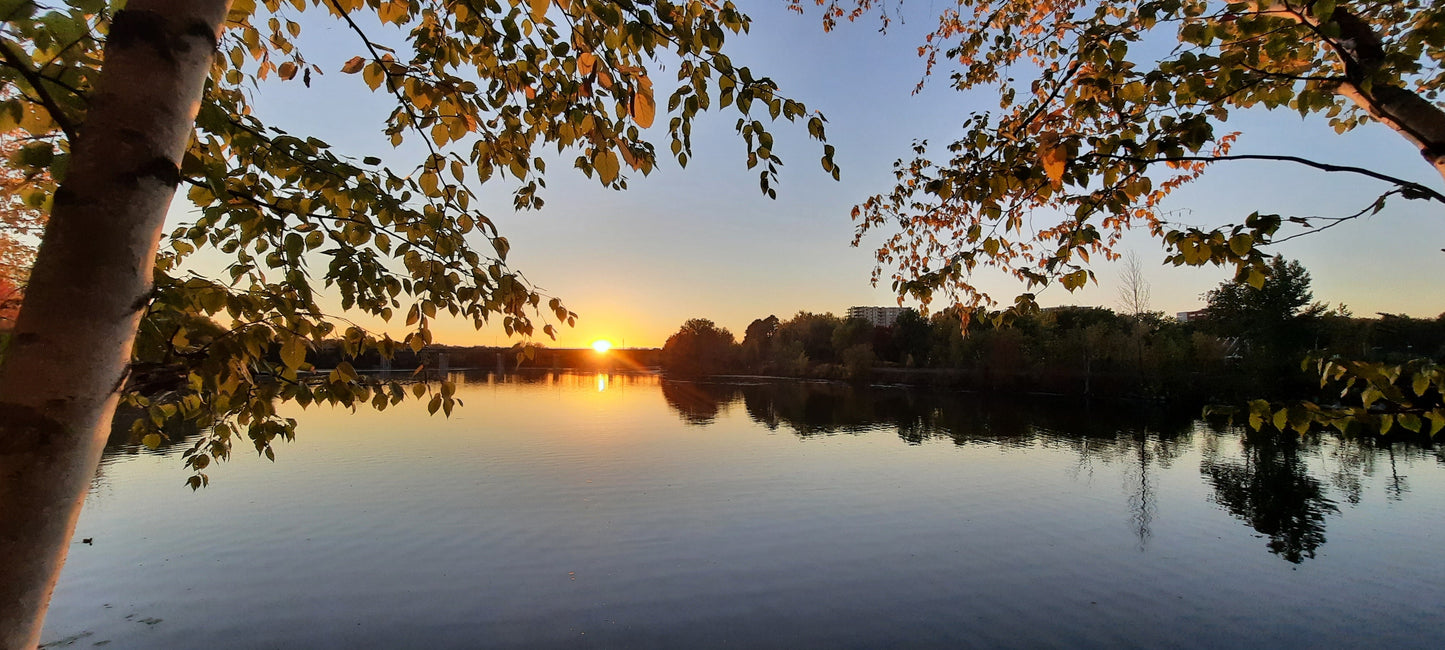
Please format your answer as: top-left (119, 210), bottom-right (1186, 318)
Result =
top-left (659, 377), bottom-right (1430, 564)
top-left (1201, 432), bottom-right (1338, 563)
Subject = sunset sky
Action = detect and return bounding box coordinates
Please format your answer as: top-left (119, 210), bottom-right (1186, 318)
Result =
top-left (175, 1), bottom-right (1445, 349)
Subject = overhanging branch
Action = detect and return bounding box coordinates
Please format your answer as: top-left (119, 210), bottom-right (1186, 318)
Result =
top-left (1090, 152), bottom-right (1445, 204)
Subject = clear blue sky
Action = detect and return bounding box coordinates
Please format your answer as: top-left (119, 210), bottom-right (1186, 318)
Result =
top-left (175, 1), bottom-right (1445, 348)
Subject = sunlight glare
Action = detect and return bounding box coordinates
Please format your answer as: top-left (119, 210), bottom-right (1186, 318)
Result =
top-left (592, 339), bottom-right (612, 353)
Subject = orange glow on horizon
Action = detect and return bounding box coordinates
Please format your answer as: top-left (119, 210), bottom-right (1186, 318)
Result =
top-left (591, 339), bottom-right (612, 353)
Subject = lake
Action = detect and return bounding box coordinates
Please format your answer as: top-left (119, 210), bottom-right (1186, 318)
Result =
top-left (41, 371), bottom-right (1445, 648)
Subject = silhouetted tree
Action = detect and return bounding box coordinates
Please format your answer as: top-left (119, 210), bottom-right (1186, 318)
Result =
top-left (661, 319), bottom-right (739, 376)
top-left (1204, 256), bottom-right (1324, 359)
top-left (777, 311), bottom-right (842, 364)
top-left (741, 314), bottom-right (780, 368)
top-left (831, 317), bottom-right (874, 359)
top-left (891, 308), bottom-right (930, 366)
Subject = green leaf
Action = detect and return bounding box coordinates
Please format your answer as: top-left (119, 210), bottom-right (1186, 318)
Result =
top-left (1428, 410), bottom-right (1445, 436)
top-left (1228, 233), bottom-right (1252, 257)
top-left (142, 434), bottom-right (162, 450)
top-left (280, 335), bottom-right (306, 370)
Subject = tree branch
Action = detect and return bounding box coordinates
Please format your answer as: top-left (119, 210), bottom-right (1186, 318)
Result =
top-left (0, 40), bottom-right (79, 141)
top-left (1090, 152), bottom-right (1445, 203)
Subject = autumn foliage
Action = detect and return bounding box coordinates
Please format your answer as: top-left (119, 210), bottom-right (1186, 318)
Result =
top-left (0, 130), bottom-right (48, 325)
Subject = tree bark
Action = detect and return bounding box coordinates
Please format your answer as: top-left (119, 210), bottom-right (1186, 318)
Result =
top-left (1260, 1), bottom-right (1445, 185)
top-left (0, 2), bottom-right (229, 647)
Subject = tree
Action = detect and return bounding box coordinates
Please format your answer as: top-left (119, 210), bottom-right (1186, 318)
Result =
top-left (830, 315), bottom-right (873, 358)
top-left (889, 307), bottom-right (929, 365)
top-left (1203, 255), bottom-right (1322, 355)
top-left (741, 313), bottom-right (779, 367)
top-left (1116, 252), bottom-right (1152, 321)
top-left (776, 310), bottom-right (842, 364)
top-left (797, 0), bottom-right (1443, 310)
top-left (660, 317), bottom-right (738, 375)
top-left (0, 0), bottom-right (833, 644)
top-left (801, 0), bottom-right (1445, 435)
top-left (744, 314), bottom-right (781, 349)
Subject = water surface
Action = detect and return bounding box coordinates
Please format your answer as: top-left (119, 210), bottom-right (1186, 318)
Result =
top-left (42, 371), bottom-right (1445, 648)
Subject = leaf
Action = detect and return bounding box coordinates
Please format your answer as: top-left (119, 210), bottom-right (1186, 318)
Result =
top-left (595, 150), bottom-right (620, 185)
top-left (379, 0), bottom-right (408, 24)
top-left (578, 52), bottom-right (596, 76)
top-left (1038, 134), bottom-right (1066, 185)
top-left (341, 56), bottom-right (365, 74)
top-left (529, 0), bottom-right (549, 23)
top-left (1228, 233), bottom-right (1253, 257)
top-left (1361, 386), bottom-right (1382, 409)
top-left (142, 434), bottom-right (162, 450)
top-left (630, 76), bottom-right (656, 128)
top-left (280, 335), bottom-right (306, 370)
top-left (226, 0), bottom-right (257, 23)
top-left (1429, 410), bottom-right (1445, 436)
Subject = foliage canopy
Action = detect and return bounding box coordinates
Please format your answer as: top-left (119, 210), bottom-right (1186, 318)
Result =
top-left (789, 0), bottom-right (1445, 311)
top-left (794, 0), bottom-right (1445, 435)
top-left (0, 0), bottom-right (833, 484)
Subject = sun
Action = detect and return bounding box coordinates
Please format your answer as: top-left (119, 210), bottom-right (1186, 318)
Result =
top-left (591, 339), bottom-right (612, 353)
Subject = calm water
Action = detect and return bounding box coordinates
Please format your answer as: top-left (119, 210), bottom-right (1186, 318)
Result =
top-left (41, 371), bottom-right (1445, 648)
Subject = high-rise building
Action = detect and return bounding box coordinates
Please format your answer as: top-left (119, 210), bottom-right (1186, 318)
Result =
top-left (846, 306), bottom-right (906, 327)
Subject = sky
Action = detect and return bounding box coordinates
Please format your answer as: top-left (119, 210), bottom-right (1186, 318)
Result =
top-left (172, 1), bottom-right (1445, 349)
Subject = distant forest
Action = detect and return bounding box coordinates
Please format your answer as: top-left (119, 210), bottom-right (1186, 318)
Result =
top-left (660, 259), bottom-right (1445, 404)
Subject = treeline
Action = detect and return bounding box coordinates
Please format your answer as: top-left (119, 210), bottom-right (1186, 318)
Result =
top-left (661, 259), bottom-right (1445, 403)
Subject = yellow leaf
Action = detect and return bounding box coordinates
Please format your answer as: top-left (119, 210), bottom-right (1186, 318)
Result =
top-left (595, 150), bottom-right (620, 185)
top-left (362, 63), bottom-right (384, 90)
top-left (1228, 233), bottom-right (1253, 257)
top-left (226, 0), bottom-right (257, 23)
top-left (1039, 142), bottom-right (1066, 185)
top-left (142, 433), bottom-right (162, 450)
top-left (379, 0), bottom-right (407, 24)
top-left (578, 52), bottom-right (596, 76)
top-left (529, 0), bottom-right (549, 23)
top-left (280, 336), bottom-right (306, 370)
top-left (630, 76), bottom-right (655, 128)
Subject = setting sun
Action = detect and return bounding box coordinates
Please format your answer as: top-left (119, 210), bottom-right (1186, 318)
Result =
top-left (591, 339), bottom-right (612, 353)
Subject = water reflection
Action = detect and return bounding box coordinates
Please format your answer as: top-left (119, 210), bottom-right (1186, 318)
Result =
top-left (53, 372), bottom-right (1445, 648)
top-left (660, 377), bottom-right (1432, 563)
top-left (1201, 432), bottom-right (1338, 563)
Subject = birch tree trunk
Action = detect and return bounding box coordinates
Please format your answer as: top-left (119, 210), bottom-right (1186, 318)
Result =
top-left (0, 2), bottom-right (229, 647)
top-left (1260, 1), bottom-right (1445, 184)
